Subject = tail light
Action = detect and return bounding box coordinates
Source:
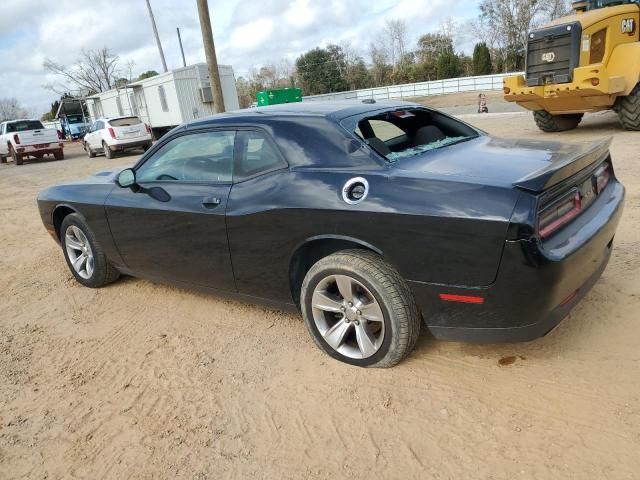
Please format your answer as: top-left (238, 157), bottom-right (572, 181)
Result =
top-left (594, 163), bottom-right (610, 194)
top-left (13, 134), bottom-right (20, 145)
top-left (538, 190), bottom-right (582, 239)
top-left (108, 128), bottom-right (116, 139)
top-left (145, 124), bottom-right (151, 135)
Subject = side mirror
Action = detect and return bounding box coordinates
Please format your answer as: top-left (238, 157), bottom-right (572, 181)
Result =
top-left (116, 168), bottom-right (136, 188)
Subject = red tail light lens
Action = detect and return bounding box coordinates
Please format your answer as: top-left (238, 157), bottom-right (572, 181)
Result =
top-left (108, 128), bottom-right (116, 139)
top-left (145, 124), bottom-right (151, 134)
top-left (539, 190), bottom-right (582, 239)
top-left (13, 134), bottom-right (20, 145)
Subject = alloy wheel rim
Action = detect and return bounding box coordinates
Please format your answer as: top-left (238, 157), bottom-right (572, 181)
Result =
top-left (65, 225), bottom-right (94, 280)
top-left (311, 274), bottom-right (385, 359)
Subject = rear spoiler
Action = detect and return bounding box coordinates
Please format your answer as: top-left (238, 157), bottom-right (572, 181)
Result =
top-left (513, 137), bottom-right (612, 192)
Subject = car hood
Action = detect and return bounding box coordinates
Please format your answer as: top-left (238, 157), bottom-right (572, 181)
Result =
top-left (70, 166), bottom-right (128, 185)
top-left (391, 135), bottom-right (611, 192)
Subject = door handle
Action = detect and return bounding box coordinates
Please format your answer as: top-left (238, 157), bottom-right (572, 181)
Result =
top-left (202, 196), bottom-right (221, 209)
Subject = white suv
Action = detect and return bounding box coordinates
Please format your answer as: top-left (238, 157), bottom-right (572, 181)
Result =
top-left (83, 116), bottom-right (153, 158)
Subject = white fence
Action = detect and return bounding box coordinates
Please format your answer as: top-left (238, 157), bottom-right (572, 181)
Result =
top-left (303, 73), bottom-right (522, 102)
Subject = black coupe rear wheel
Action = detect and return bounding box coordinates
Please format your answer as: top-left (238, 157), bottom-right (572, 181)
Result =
top-left (301, 250), bottom-right (421, 368)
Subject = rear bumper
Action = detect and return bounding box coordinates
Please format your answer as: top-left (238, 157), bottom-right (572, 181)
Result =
top-left (107, 139), bottom-right (152, 151)
top-left (17, 144), bottom-right (64, 156)
top-left (503, 67), bottom-right (628, 114)
top-left (410, 180), bottom-right (625, 343)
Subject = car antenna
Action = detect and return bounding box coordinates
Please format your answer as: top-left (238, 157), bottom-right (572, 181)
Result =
top-left (362, 98), bottom-right (376, 104)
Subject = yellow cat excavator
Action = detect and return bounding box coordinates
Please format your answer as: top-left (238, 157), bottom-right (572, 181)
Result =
top-left (504, 0), bottom-right (640, 131)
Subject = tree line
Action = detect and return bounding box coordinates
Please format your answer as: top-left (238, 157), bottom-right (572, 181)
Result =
top-left (236, 0), bottom-right (572, 107)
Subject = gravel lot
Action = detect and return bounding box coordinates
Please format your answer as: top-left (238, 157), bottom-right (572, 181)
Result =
top-left (1, 109), bottom-right (639, 479)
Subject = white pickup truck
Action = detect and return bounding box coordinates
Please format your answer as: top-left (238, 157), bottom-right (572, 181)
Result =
top-left (0, 119), bottom-right (64, 166)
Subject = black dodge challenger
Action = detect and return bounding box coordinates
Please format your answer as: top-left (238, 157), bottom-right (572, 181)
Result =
top-left (38, 101), bottom-right (625, 367)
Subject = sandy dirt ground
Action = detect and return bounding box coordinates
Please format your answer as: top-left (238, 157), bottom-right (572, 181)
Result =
top-left (1, 108), bottom-right (639, 480)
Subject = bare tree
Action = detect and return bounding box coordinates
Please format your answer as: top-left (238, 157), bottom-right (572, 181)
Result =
top-left (545, 0), bottom-right (573, 20)
top-left (369, 42), bottom-right (391, 86)
top-left (0, 98), bottom-right (30, 122)
top-left (43, 48), bottom-right (121, 95)
top-left (379, 19), bottom-right (408, 70)
top-left (473, 0), bottom-right (574, 72)
top-left (438, 18), bottom-right (460, 50)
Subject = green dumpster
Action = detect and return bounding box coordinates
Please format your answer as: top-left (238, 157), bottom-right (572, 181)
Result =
top-left (256, 88), bottom-right (302, 106)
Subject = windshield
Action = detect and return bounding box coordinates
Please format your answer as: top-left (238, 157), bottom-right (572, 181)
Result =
top-left (586, 0), bottom-right (640, 10)
top-left (351, 108), bottom-right (479, 162)
top-left (67, 114), bottom-right (84, 124)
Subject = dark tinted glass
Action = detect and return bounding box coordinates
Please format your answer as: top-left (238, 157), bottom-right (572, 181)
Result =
top-left (235, 131), bottom-right (286, 181)
top-left (137, 131), bottom-right (235, 183)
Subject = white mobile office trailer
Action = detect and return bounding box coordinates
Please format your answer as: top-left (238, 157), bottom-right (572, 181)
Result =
top-left (85, 64), bottom-right (239, 136)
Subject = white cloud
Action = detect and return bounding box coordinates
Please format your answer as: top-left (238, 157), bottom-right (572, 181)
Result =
top-left (283, 0), bottom-right (317, 29)
top-left (229, 18), bottom-right (275, 51)
top-left (0, 0), bottom-right (481, 115)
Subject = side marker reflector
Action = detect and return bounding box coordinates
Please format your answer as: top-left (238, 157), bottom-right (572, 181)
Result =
top-left (439, 294), bottom-right (485, 305)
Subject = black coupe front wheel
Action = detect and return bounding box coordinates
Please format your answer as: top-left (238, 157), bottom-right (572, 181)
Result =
top-left (60, 213), bottom-right (120, 288)
top-left (301, 250), bottom-right (421, 368)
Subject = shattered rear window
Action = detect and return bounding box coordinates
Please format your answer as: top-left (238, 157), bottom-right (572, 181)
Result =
top-left (351, 108), bottom-right (479, 162)
top-left (387, 137), bottom-right (468, 161)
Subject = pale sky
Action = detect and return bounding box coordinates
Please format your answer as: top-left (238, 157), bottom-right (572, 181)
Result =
top-left (0, 0), bottom-right (482, 115)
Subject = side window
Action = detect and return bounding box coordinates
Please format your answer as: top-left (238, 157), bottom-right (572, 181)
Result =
top-left (137, 131), bottom-right (235, 184)
top-left (158, 85), bottom-right (169, 112)
top-left (234, 131), bottom-right (286, 181)
top-left (368, 120), bottom-right (406, 142)
top-left (95, 121), bottom-right (104, 131)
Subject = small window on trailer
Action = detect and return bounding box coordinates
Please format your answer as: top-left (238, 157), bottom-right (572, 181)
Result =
top-left (116, 96), bottom-right (124, 116)
top-left (158, 85), bottom-right (169, 112)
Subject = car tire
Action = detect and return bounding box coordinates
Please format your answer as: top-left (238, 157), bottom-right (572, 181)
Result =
top-left (60, 213), bottom-right (120, 288)
top-left (533, 110), bottom-right (583, 132)
top-left (85, 142), bottom-right (96, 158)
top-left (1, 155), bottom-right (7, 164)
top-left (11, 148), bottom-right (23, 166)
top-left (54, 151), bottom-right (64, 160)
top-left (616, 83), bottom-right (640, 131)
top-left (300, 249), bottom-right (421, 368)
top-left (103, 142), bottom-right (114, 159)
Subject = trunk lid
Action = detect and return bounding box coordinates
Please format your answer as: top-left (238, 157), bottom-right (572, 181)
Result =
top-left (392, 136), bottom-right (611, 193)
top-left (513, 137), bottom-right (611, 192)
top-left (113, 124), bottom-right (147, 139)
top-left (109, 117), bottom-right (147, 139)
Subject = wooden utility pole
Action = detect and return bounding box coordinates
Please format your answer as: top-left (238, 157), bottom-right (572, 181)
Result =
top-left (196, 0), bottom-right (225, 113)
top-left (145, 0), bottom-right (168, 73)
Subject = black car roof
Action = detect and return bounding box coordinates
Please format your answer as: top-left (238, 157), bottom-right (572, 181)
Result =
top-left (186, 100), bottom-right (419, 129)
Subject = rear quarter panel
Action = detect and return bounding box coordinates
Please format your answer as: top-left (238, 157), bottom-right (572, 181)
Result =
top-left (227, 159), bottom-right (520, 304)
